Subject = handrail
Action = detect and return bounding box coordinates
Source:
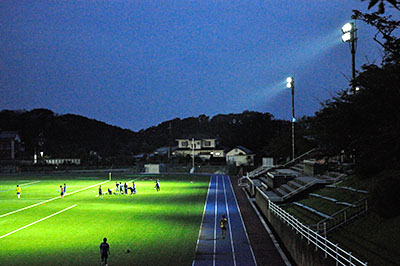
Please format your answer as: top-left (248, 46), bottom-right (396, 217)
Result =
top-left (255, 186), bottom-right (368, 266)
top-left (282, 179), bottom-right (319, 200)
top-left (316, 197), bottom-right (369, 234)
top-left (281, 148), bottom-right (318, 168)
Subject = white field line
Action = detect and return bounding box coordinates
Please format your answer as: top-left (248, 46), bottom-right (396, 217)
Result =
top-left (20, 181), bottom-right (41, 186)
top-left (223, 175), bottom-right (237, 266)
top-left (0, 204), bottom-right (77, 239)
top-left (213, 175), bottom-right (218, 266)
top-left (228, 175), bottom-right (257, 266)
top-left (192, 175), bottom-right (213, 266)
top-left (0, 181), bottom-right (41, 193)
top-left (0, 180), bottom-right (109, 218)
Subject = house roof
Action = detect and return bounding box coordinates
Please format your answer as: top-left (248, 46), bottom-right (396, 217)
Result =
top-left (176, 133), bottom-right (216, 140)
top-left (232, 146), bottom-right (254, 154)
top-left (0, 131), bottom-right (21, 141)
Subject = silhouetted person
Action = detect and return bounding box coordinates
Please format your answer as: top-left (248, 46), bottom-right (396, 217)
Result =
top-left (100, 237), bottom-right (110, 266)
top-left (220, 215), bottom-right (228, 239)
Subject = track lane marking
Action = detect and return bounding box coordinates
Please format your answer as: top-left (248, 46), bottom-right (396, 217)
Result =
top-left (0, 204), bottom-right (77, 239)
top-left (228, 175), bottom-right (257, 265)
top-left (223, 175), bottom-right (237, 266)
top-left (192, 175), bottom-right (213, 266)
top-left (213, 175), bottom-right (218, 266)
top-left (0, 180), bottom-right (109, 218)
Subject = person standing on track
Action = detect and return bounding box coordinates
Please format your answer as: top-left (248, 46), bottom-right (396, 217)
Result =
top-left (16, 185), bottom-right (21, 199)
top-left (220, 215), bottom-right (228, 239)
top-left (99, 237), bottom-right (110, 266)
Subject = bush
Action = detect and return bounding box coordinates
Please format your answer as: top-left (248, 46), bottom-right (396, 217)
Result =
top-left (371, 170), bottom-right (400, 218)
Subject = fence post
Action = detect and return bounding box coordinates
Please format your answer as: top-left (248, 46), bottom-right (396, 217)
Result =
top-left (349, 251), bottom-right (352, 265)
top-left (336, 244), bottom-right (339, 266)
top-left (324, 236), bottom-right (327, 258)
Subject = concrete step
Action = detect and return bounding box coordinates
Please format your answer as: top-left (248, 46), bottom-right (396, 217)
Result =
top-left (287, 180), bottom-right (302, 189)
top-left (275, 188), bottom-right (288, 197)
top-left (290, 165), bottom-right (303, 173)
top-left (281, 184), bottom-right (295, 193)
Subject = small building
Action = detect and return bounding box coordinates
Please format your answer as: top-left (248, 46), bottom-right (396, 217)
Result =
top-left (226, 146), bottom-right (255, 167)
top-left (173, 137), bottom-right (225, 160)
top-left (144, 163), bottom-right (166, 173)
top-left (0, 131), bottom-right (22, 160)
top-left (44, 158), bottom-right (81, 165)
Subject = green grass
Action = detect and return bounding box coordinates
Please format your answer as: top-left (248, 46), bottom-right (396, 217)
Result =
top-left (0, 174), bottom-right (210, 266)
top-left (283, 175), bottom-right (400, 266)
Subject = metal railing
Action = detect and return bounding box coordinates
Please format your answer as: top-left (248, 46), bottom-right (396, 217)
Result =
top-left (281, 148), bottom-right (318, 168)
top-left (256, 187), bottom-right (368, 266)
top-left (281, 179), bottom-right (320, 200)
top-left (315, 197), bottom-right (368, 235)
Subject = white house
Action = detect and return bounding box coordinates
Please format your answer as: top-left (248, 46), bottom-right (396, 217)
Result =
top-left (173, 138), bottom-right (225, 160)
top-left (226, 146), bottom-right (255, 166)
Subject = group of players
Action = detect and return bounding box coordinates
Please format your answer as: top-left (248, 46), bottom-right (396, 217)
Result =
top-left (16, 180), bottom-right (161, 199)
top-left (98, 179), bottom-right (161, 197)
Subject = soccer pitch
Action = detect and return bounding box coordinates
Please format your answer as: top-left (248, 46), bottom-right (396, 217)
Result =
top-left (0, 174), bottom-right (210, 266)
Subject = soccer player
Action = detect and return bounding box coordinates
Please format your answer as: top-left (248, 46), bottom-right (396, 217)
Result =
top-left (107, 188), bottom-right (112, 195)
top-left (115, 182), bottom-right (119, 194)
top-left (16, 185), bottom-right (21, 199)
top-left (99, 185), bottom-right (103, 198)
top-left (155, 179), bottom-right (160, 192)
top-left (133, 181), bottom-right (136, 194)
top-left (63, 183), bottom-right (67, 194)
top-left (119, 182), bottom-right (123, 194)
top-left (220, 215), bottom-right (228, 239)
top-left (99, 237), bottom-right (110, 266)
top-left (60, 185), bottom-right (64, 199)
top-left (124, 182), bottom-right (128, 194)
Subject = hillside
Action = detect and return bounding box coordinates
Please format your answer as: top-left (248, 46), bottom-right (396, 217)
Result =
top-left (0, 109), bottom-right (311, 165)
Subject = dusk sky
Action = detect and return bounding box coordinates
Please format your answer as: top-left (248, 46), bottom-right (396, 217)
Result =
top-left (1, 1), bottom-right (381, 131)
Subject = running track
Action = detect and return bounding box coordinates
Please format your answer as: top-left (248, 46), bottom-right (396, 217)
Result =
top-left (193, 174), bottom-right (257, 266)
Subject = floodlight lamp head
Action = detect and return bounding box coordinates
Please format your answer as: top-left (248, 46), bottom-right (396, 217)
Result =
top-left (341, 22), bottom-right (354, 33)
top-left (341, 32), bottom-right (352, 42)
top-left (286, 77), bottom-right (294, 88)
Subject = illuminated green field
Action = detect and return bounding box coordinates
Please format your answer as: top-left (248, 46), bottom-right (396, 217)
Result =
top-left (0, 174), bottom-right (210, 266)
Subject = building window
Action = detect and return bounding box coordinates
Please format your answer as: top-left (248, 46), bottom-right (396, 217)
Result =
top-left (204, 140), bottom-right (211, 147)
top-left (182, 141), bottom-right (188, 147)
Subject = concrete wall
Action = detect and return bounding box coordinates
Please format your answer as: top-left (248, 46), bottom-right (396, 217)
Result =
top-left (255, 190), bottom-right (337, 266)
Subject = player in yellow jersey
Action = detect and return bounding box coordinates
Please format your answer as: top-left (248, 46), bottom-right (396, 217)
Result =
top-left (16, 185), bottom-right (21, 198)
top-left (220, 215), bottom-right (228, 239)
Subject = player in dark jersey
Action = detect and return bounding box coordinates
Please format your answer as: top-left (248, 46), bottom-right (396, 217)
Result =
top-left (99, 237), bottom-right (110, 266)
top-left (60, 185), bottom-right (64, 199)
top-left (124, 182), bottom-right (128, 194)
top-left (99, 185), bottom-right (103, 198)
top-left (155, 179), bottom-right (160, 192)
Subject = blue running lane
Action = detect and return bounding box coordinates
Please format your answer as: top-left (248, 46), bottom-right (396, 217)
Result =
top-left (193, 174), bottom-right (257, 266)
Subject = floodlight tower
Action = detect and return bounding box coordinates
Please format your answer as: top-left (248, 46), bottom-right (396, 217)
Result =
top-left (341, 22), bottom-right (358, 91)
top-left (286, 77), bottom-right (295, 161)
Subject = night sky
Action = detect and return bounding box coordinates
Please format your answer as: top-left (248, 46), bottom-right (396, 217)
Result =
top-left (1, 1), bottom-right (380, 131)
